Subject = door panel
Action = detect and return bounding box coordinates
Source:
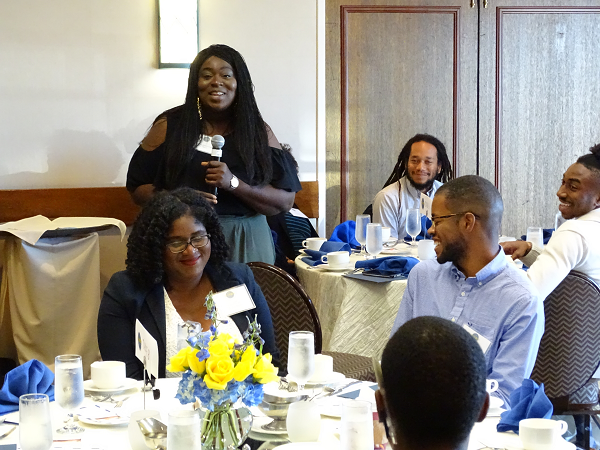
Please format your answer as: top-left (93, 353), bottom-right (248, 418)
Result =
top-left (479, 2), bottom-right (600, 236)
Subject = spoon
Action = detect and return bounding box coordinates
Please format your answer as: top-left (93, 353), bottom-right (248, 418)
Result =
top-left (0, 426), bottom-right (16, 439)
top-left (137, 417), bottom-right (167, 450)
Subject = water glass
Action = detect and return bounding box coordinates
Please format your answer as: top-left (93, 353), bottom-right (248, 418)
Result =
top-left (19, 393), bottom-right (53, 450)
top-left (54, 354), bottom-right (85, 434)
top-left (355, 214), bottom-right (371, 256)
top-left (526, 226), bottom-right (544, 248)
top-left (340, 400), bottom-right (374, 450)
top-left (286, 401), bottom-right (321, 442)
top-left (168, 409), bottom-right (201, 450)
top-left (406, 208), bottom-right (421, 245)
top-left (365, 223), bottom-right (383, 259)
top-left (288, 331), bottom-right (315, 390)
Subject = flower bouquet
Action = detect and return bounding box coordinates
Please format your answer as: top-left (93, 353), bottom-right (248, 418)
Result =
top-left (167, 292), bottom-right (279, 449)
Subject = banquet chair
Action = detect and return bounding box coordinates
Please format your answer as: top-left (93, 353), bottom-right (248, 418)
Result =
top-left (247, 262), bottom-right (375, 381)
top-left (529, 271), bottom-right (600, 450)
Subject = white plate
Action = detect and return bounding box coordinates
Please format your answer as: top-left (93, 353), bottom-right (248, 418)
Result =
top-left (83, 378), bottom-right (139, 394)
top-left (486, 407), bottom-right (506, 417)
top-left (505, 437), bottom-right (575, 450)
top-left (305, 371), bottom-right (345, 387)
top-left (251, 415), bottom-right (288, 435)
top-left (274, 444), bottom-right (328, 450)
top-left (316, 263), bottom-right (353, 272)
top-left (77, 414), bottom-right (129, 427)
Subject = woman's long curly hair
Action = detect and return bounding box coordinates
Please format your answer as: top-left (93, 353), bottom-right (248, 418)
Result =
top-left (382, 133), bottom-right (453, 189)
top-left (158, 44), bottom-right (272, 190)
top-left (126, 188), bottom-right (229, 288)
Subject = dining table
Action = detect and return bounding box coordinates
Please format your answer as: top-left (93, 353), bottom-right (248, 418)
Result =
top-left (295, 244), bottom-right (419, 359)
top-left (0, 376), bottom-right (559, 450)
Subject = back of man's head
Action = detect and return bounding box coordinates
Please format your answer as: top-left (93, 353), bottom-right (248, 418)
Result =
top-left (380, 316), bottom-right (487, 449)
top-left (436, 175), bottom-right (503, 239)
top-left (577, 144), bottom-right (600, 179)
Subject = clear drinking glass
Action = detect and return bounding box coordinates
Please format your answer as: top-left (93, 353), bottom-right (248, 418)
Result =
top-left (286, 401), bottom-right (321, 442)
top-left (168, 409), bottom-right (201, 450)
top-left (355, 214), bottom-right (371, 256)
top-left (365, 223), bottom-right (383, 259)
top-left (340, 400), bottom-right (374, 450)
top-left (526, 226), bottom-right (544, 248)
top-left (287, 331), bottom-right (315, 391)
top-left (406, 208), bottom-right (421, 245)
top-left (54, 354), bottom-right (85, 433)
top-left (19, 393), bottom-right (53, 450)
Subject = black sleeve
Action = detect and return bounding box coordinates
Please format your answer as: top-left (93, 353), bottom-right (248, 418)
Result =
top-left (126, 145), bottom-right (164, 193)
top-left (269, 147), bottom-right (302, 193)
top-left (97, 273), bottom-right (145, 380)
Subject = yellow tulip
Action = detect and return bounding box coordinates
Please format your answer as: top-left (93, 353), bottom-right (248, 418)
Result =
top-left (253, 353), bottom-right (279, 384)
top-left (204, 356), bottom-right (235, 390)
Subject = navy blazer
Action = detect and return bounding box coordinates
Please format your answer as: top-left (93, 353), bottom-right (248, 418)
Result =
top-left (97, 262), bottom-right (280, 379)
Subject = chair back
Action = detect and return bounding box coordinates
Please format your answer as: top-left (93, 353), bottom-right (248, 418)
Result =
top-left (247, 262), bottom-right (323, 374)
top-left (530, 271), bottom-right (600, 399)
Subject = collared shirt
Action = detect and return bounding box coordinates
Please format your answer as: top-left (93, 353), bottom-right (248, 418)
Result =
top-left (373, 176), bottom-right (442, 239)
top-left (391, 248), bottom-right (544, 407)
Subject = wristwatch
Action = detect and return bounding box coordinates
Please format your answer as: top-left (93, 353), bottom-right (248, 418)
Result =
top-left (229, 175), bottom-right (239, 190)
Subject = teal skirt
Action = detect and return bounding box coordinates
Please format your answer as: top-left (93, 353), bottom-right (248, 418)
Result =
top-left (219, 214), bottom-right (275, 264)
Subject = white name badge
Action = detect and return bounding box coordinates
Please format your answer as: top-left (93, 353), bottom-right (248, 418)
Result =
top-left (212, 284), bottom-right (256, 320)
top-left (135, 319), bottom-right (159, 378)
top-left (196, 135), bottom-right (213, 155)
top-left (462, 323), bottom-right (491, 355)
top-left (420, 193), bottom-right (432, 219)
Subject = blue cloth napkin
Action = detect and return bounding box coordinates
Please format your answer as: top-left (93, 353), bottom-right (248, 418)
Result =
top-left (0, 359), bottom-right (55, 415)
top-left (520, 229), bottom-right (554, 245)
top-left (355, 256), bottom-right (419, 276)
top-left (329, 221), bottom-right (361, 248)
top-left (404, 216), bottom-right (433, 242)
top-left (300, 241), bottom-right (352, 266)
top-left (496, 379), bottom-right (553, 433)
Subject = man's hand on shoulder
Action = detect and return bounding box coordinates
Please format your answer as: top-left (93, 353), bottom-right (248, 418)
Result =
top-left (500, 240), bottom-right (532, 260)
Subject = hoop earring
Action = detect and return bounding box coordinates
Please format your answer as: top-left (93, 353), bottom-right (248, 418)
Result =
top-left (197, 97), bottom-right (202, 120)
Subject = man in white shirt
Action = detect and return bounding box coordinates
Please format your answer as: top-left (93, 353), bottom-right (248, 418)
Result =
top-left (501, 144), bottom-right (600, 299)
top-left (372, 134), bottom-right (453, 239)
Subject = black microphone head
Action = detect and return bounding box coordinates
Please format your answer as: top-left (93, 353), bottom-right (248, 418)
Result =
top-left (211, 135), bottom-right (225, 149)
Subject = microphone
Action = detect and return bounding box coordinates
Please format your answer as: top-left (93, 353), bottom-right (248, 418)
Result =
top-left (210, 135), bottom-right (225, 196)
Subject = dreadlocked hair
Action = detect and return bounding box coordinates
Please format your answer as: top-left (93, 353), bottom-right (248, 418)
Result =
top-left (125, 188), bottom-right (229, 289)
top-left (382, 133), bottom-right (453, 189)
top-left (159, 44), bottom-right (272, 190)
top-left (577, 143), bottom-right (600, 177)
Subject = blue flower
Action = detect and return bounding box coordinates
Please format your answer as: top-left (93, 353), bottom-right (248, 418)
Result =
top-left (210, 325), bottom-right (217, 334)
top-left (176, 371), bottom-right (202, 404)
top-left (241, 382), bottom-right (264, 407)
top-left (196, 348), bottom-right (210, 362)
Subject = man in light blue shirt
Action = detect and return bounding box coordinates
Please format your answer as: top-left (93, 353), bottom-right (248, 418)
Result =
top-left (391, 175), bottom-right (544, 407)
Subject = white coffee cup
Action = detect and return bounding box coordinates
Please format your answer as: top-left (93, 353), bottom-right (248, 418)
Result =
top-left (91, 360), bottom-right (126, 389)
top-left (381, 227), bottom-right (391, 243)
top-left (320, 251), bottom-right (350, 268)
top-left (302, 237), bottom-right (327, 251)
top-left (311, 354), bottom-right (334, 382)
top-left (417, 239), bottom-right (436, 260)
top-left (486, 379), bottom-right (499, 393)
top-left (519, 418), bottom-right (568, 450)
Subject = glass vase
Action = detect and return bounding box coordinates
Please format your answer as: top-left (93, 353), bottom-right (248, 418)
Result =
top-left (200, 403), bottom-right (253, 450)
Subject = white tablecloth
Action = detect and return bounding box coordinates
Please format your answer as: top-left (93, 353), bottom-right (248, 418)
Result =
top-left (295, 247), bottom-right (419, 359)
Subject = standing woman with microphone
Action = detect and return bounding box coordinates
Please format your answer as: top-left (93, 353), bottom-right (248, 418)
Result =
top-left (126, 44), bottom-right (301, 264)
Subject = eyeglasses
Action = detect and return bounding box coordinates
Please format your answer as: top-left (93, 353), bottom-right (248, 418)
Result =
top-left (430, 212), bottom-right (479, 228)
top-left (166, 234), bottom-right (211, 253)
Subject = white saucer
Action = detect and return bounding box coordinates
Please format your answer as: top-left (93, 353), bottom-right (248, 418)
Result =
top-left (83, 378), bottom-right (138, 394)
top-left (274, 444), bottom-right (328, 450)
top-left (251, 415), bottom-right (288, 435)
top-left (305, 371), bottom-right (345, 387)
top-left (316, 263), bottom-right (353, 272)
top-left (486, 407), bottom-right (506, 417)
top-left (510, 437), bottom-right (575, 450)
top-left (77, 414), bottom-right (129, 427)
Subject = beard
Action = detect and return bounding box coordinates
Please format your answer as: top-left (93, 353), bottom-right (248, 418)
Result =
top-left (436, 236), bottom-right (467, 266)
top-left (407, 171), bottom-right (437, 192)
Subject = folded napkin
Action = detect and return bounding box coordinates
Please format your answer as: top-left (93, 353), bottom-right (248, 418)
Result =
top-left (496, 379), bottom-right (553, 433)
top-left (355, 256), bottom-right (419, 276)
top-left (520, 229), bottom-right (554, 245)
top-left (300, 241), bottom-right (352, 266)
top-left (0, 359), bottom-right (55, 415)
top-left (329, 221), bottom-right (361, 248)
top-left (404, 216), bottom-right (433, 242)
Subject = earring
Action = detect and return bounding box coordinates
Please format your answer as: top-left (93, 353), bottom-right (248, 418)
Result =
top-left (197, 97), bottom-right (202, 120)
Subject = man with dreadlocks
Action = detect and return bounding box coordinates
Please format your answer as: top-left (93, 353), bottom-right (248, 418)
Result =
top-left (501, 144), bottom-right (600, 300)
top-left (373, 134), bottom-right (453, 239)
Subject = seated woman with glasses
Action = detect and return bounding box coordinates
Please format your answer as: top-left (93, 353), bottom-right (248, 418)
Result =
top-left (97, 188), bottom-right (279, 379)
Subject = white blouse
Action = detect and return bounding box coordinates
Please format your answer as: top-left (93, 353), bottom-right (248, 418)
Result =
top-left (164, 288), bottom-right (244, 378)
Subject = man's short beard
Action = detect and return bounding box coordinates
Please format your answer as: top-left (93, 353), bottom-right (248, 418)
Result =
top-left (407, 171), bottom-right (437, 192)
top-left (436, 237), bottom-right (467, 266)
